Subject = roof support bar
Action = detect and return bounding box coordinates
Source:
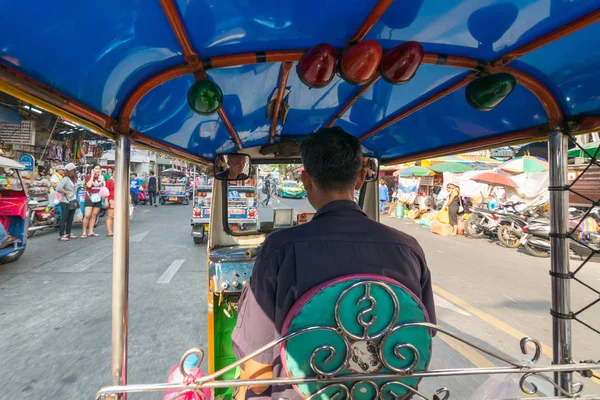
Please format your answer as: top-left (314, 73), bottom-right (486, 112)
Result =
top-left (496, 8), bottom-right (600, 65)
top-left (218, 108), bottom-right (243, 150)
top-left (328, 54), bottom-right (483, 130)
top-left (381, 115), bottom-right (600, 165)
top-left (346, 0), bottom-right (394, 46)
top-left (359, 74), bottom-right (476, 141)
top-left (130, 131), bottom-right (211, 165)
top-left (269, 62), bottom-right (293, 143)
top-left (384, 127), bottom-right (540, 165)
top-left (159, 0), bottom-right (199, 65)
top-left (117, 0), bottom-right (244, 152)
top-left (204, 51), bottom-right (304, 69)
top-left (118, 64), bottom-right (200, 132)
top-left (325, 77), bottom-right (379, 128)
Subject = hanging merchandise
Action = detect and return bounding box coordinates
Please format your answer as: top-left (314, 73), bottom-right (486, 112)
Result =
top-left (79, 140), bottom-right (85, 159)
top-left (83, 141), bottom-right (89, 155)
top-left (65, 141), bottom-right (72, 162)
top-left (93, 146), bottom-right (104, 159)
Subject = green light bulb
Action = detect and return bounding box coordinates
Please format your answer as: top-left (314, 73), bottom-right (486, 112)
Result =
top-left (466, 73), bottom-right (516, 112)
top-left (187, 79), bottom-right (223, 115)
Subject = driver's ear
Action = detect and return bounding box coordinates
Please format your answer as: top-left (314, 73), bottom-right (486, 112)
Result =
top-left (301, 171), bottom-right (312, 191)
top-left (355, 168), bottom-right (367, 190)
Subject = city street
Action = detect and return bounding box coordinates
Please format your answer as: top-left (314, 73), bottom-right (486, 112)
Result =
top-left (0, 197), bottom-right (599, 399)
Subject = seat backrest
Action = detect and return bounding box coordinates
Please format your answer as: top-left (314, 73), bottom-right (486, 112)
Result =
top-left (280, 274), bottom-right (432, 400)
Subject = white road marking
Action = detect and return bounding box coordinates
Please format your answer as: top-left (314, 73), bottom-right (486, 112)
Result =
top-left (131, 230), bottom-right (150, 242)
top-left (502, 293), bottom-right (518, 304)
top-left (58, 251), bottom-right (111, 272)
top-left (142, 210), bottom-right (150, 213)
top-left (157, 259), bottom-right (185, 284)
top-left (434, 295), bottom-right (472, 317)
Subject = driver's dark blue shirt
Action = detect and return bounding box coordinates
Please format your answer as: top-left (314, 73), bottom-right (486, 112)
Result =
top-left (231, 200), bottom-right (435, 400)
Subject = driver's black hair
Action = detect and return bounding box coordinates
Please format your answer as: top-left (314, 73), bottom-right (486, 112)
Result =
top-left (301, 127), bottom-right (363, 191)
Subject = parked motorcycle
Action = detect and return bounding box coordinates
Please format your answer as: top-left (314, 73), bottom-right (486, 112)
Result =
top-left (464, 207), bottom-right (506, 238)
top-left (520, 208), bottom-right (600, 258)
top-left (465, 202), bottom-right (543, 242)
top-left (138, 189), bottom-right (149, 205)
top-left (496, 205), bottom-right (548, 248)
top-left (27, 200), bottom-right (59, 237)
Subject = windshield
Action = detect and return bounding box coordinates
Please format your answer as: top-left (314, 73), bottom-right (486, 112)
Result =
top-left (227, 164), bottom-right (315, 233)
top-left (0, 167), bottom-right (23, 191)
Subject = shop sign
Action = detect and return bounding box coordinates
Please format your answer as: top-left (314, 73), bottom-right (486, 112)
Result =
top-left (0, 120), bottom-right (35, 145)
top-left (18, 153), bottom-right (35, 171)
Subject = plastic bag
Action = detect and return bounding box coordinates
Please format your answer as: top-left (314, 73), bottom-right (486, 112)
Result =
top-left (48, 192), bottom-right (61, 208)
top-left (98, 186), bottom-right (110, 198)
top-left (73, 208), bottom-right (83, 223)
top-left (436, 208), bottom-right (450, 224)
top-left (469, 373), bottom-right (520, 400)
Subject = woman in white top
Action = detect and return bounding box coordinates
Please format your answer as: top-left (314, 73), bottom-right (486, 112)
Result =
top-left (56, 163), bottom-right (78, 241)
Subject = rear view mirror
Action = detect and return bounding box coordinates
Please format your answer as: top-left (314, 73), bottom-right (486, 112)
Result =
top-left (214, 154), bottom-right (251, 181)
top-left (363, 157), bottom-right (380, 182)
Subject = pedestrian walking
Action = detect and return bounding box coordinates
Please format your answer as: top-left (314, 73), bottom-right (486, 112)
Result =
top-left (147, 171), bottom-right (158, 207)
top-left (379, 179), bottom-right (389, 214)
top-left (81, 164), bottom-right (104, 238)
top-left (56, 163), bottom-right (78, 241)
top-left (262, 174), bottom-right (273, 207)
top-left (130, 172), bottom-right (140, 208)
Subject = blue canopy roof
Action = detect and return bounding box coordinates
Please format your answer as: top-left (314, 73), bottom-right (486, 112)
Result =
top-left (1, 0), bottom-right (599, 164)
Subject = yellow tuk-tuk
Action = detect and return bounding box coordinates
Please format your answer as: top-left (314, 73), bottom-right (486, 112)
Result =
top-left (1, 1), bottom-right (600, 399)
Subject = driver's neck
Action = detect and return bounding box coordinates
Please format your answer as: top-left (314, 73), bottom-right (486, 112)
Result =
top-left (311, 190), bottom-right (354, 211)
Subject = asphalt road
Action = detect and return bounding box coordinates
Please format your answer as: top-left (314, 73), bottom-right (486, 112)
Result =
top-left (0, 198), bottom-right (599, 399)
top-left (257, 194), bottom-right (314, 223)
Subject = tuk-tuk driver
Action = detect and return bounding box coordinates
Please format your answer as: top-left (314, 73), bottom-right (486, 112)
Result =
top-left (216, 154), bottom-right (248, 180)
top-left (231, 127), bottom-right (436, 400)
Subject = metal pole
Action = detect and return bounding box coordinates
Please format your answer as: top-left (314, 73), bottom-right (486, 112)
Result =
top-left (193, 165), bottom-right (196, 206)
top-left (548, 128), bottom-right (572, 394)
top-left (110, 134), bottom-right (131, 399)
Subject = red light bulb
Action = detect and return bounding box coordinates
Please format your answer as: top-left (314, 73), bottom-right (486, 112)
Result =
top-left (296, 43), bottom-right (338, 88)
top-left (339, 40), bottom-right (383, 85)
top-left (380, 41), bottom-right (424, 85)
